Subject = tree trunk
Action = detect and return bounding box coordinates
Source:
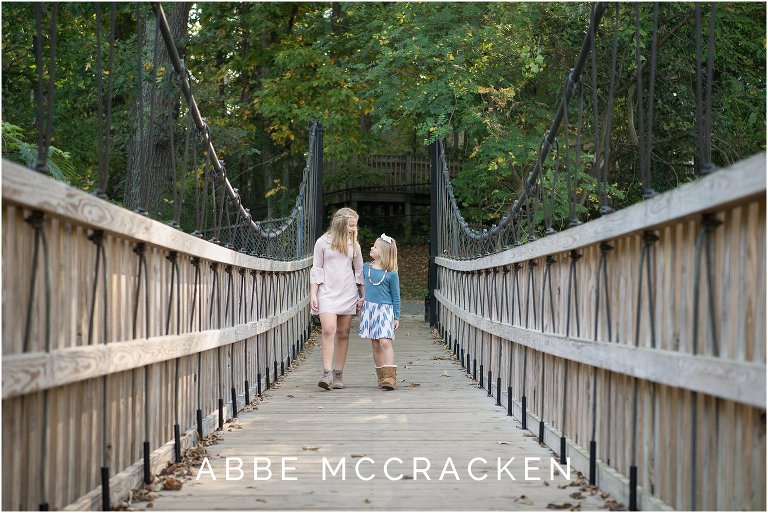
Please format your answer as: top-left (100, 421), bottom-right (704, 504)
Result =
top-left (125, 2), bottom-right (191, 214)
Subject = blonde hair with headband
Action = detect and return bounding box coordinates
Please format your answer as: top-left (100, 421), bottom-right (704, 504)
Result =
top-left (327, 207), bottom-right (360, 257)
top-left (377, 233), bottom-right (398, 272)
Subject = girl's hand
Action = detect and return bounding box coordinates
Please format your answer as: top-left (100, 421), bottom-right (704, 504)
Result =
top-left (311, 295), bottom-right (319, 313)
top-left (356, 297), bottom-right (364, 313)
top-left (394, 319), bottom-right (399, 330)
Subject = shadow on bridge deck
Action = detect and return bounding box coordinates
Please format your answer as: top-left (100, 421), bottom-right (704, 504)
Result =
top-left (133, 315), bottom-right (620, 511)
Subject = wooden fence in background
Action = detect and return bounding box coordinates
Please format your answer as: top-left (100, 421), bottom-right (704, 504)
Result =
top-left (2, 160), bottom-right (312, 510)
top-left (435, 153), bottom-right (766, 511)
top-left (324, 153), bottom-right (462, 194)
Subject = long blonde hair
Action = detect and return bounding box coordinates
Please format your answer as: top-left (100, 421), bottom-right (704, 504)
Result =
top-left (377, 236), bottom-right (398, 272)
top-left (327, 207), bottom-right (360, 257)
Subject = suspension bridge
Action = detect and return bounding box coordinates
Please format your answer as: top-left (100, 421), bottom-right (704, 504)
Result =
top-left (2, 2), bottom-right (765, 511)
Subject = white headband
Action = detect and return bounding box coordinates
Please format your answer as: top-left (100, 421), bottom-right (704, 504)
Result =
top-left (380, 233), bottom-right (394, 244)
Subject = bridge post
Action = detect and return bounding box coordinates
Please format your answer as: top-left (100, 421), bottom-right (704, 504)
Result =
top-left (428, 141), bottom-right (440, 327)
top-left (314, 122), bottom-right (324, 240)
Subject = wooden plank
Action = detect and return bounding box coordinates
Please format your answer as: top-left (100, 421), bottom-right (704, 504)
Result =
top-left (2, 160), bottom-right (311, 273)
top-left (436, 291), bottom-right (765, 408)
top-left (3, 299), bottom-right (309, 398)
top-left (436, 152), bottom-right (765, 271)
top-left (105, 315), bottom-right (647, 512)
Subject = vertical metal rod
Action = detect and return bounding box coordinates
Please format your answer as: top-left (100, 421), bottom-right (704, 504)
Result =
top-left (522, 395), bottom-right (528, 430)
top-left (560, 436), bottom-right (567, 465)
top-left (428, 140), bottom-right (440, 326)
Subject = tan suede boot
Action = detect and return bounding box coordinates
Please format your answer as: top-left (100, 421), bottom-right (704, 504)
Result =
top-left (375, 367), bottom-right (385, 388)
top-left (332, 369), bottom-right (344, 389)
top-left (380, 365), bottom-right (397, 390)
top-left (318, 370), bottom-right (333, 390)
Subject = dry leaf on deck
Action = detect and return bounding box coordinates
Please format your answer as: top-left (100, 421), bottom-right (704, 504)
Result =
top-left (163, 477), bottom-right (182, 491)
top-left (546, 502), bottom-right (573, 509)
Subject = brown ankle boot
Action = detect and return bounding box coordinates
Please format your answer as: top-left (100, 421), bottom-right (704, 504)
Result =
top-left (380, 365), bottom-right (397, 390)
top-left (375, 367), bottom-right (385, 388)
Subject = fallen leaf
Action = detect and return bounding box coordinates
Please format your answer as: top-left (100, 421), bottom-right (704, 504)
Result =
top-left (163, 477), bottom-right (182, 491)
top-left (546, 503), bottom-right (573, 510)
top-left (569, 492), bottom-right (584, 500)
top-left (514, 495), bottom-right (533, 506)
top-left (408, 383), bottom-right (421, 388)
top-left (302, 447), bottom-right (320, 451)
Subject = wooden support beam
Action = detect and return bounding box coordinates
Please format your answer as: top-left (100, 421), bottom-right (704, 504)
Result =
top-left (1, 160), bottom-right (311, 272)
top-left (436, 291), bottom-right (765, 408)
top-left (2, 298), bottom-right (309, 399)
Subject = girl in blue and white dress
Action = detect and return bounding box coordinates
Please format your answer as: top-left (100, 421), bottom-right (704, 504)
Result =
top-left (358, 233), bottom-right (401, 390)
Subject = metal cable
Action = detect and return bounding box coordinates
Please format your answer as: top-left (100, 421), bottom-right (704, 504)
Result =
top-left (152, 3), bottom-right (319, 255)
top-left (434, 4), bottom-right (607, 257)
top-left (33, 4), bottom-right (57, 175)
top-left (566, 250), bottom-right (582, 337)
top-left (104, 4), bottom-right (116, 194)
top-left (643, 3), bottom-right (660, 199)
top-left (541, 256), bottom-right (556, 332)
top-left (635, 5), bottom-right (648, 198)
top-left (600, 7), bottom-right (621, 215)
top-left (134, 3), bottom-right (146, 212)
top-left (704, 5), bottom-right (716, 172)
top-left (95, 5), bottom-right (105, 193)
top-left (34, 5), bottom-right (45, 173)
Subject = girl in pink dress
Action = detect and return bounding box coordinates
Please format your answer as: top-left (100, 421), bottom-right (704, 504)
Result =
top-left (310, 207), bottom-right (364, 389)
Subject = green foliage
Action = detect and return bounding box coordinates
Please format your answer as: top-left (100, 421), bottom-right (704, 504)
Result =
top-left (1, 121), bottom-right (81, 185)
top-left (1, 2), bottom-right (764, 231)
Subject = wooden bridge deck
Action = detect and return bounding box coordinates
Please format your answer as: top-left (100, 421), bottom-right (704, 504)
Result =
top-left (134, 314), bottom-right (617, 511)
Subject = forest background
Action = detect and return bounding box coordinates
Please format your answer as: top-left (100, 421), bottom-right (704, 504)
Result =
top-left (2, 2), bottom-right (765, 247)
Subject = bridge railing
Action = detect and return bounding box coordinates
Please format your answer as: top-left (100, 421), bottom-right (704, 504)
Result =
top-left (434, 152), bottom-right (766, 510)
top-left (2, 159), bottom-right (313, 510)
top-left (2, 3), bottom-right (327, 508)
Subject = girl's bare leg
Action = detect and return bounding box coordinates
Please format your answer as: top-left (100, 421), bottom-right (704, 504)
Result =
top-left (334, 314), bottom-right (353, 370)
top-left (318, 313), bottom-right (338, 371)
top-left (378, 338), bottom-right (395, 366)
top-left (370, 339), bottom-right (383, 367)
